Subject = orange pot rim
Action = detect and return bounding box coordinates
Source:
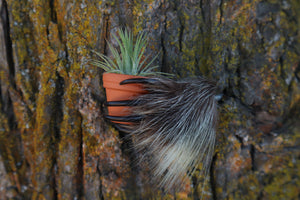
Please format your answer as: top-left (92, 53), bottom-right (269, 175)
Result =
top-left (102, 72), bottom-right (146, 92)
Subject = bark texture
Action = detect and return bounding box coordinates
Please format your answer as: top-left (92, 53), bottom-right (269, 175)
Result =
top-left (0, 0), bottom-right (299, 199)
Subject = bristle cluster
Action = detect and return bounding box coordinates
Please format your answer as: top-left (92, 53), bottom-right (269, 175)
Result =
top-left (126, 77), bottom-right (218, 190)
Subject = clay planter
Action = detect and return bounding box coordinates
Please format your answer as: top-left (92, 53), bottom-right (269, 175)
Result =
top-left (103, 73), bottom-right (146, 124)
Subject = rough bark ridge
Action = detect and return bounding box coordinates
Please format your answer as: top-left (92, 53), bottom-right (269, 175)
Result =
top-left (0, 0), bottom-right (299, 199)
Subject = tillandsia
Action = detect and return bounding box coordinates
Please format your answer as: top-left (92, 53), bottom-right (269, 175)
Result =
top-left (91, 28), bottom-right (170, 76)
top-left (106, 76), bottom-right (218, 191)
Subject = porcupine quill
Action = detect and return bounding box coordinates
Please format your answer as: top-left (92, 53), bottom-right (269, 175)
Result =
top-left (121, 76), bottom-right (218, 191)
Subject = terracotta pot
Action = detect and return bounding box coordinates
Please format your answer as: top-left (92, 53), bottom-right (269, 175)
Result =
top-left (102, 73), bottom-right (146, 124)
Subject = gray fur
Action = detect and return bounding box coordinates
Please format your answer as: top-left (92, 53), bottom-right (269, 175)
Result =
top-left (126, 77), bottom-right (218, 190)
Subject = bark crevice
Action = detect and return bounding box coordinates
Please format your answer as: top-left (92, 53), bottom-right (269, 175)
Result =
top-left (210, 153), bottom-right (218, 200)
top-left (49, 0), bottom-right (57, 24)
top-left (96, 159), bottom-right (105, 200)
top-left (160, 1), bottom-right (168, 74)
top-left (250, 144), bottom-right (256, 171)
top-left (1, 0), bottom-right (15, 87)
top-left (77, 114), bottom-right (84, 199)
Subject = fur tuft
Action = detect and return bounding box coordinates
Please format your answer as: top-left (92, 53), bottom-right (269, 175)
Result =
top-left (126, 77), bottom-right (218, 190)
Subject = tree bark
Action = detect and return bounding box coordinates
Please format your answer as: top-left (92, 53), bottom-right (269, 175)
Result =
top-left (0, 0), bottom-right (299, 199)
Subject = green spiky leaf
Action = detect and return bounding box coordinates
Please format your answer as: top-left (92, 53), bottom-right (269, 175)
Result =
top-left (90, 28), bottom-right (172, 77)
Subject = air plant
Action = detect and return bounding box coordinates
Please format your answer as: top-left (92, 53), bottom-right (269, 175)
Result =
top-left (91, 28), bottom-right (166, 76)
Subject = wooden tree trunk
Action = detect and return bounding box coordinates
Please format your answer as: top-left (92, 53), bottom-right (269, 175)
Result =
top-left (0, 0), bottom-right (299, 199)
